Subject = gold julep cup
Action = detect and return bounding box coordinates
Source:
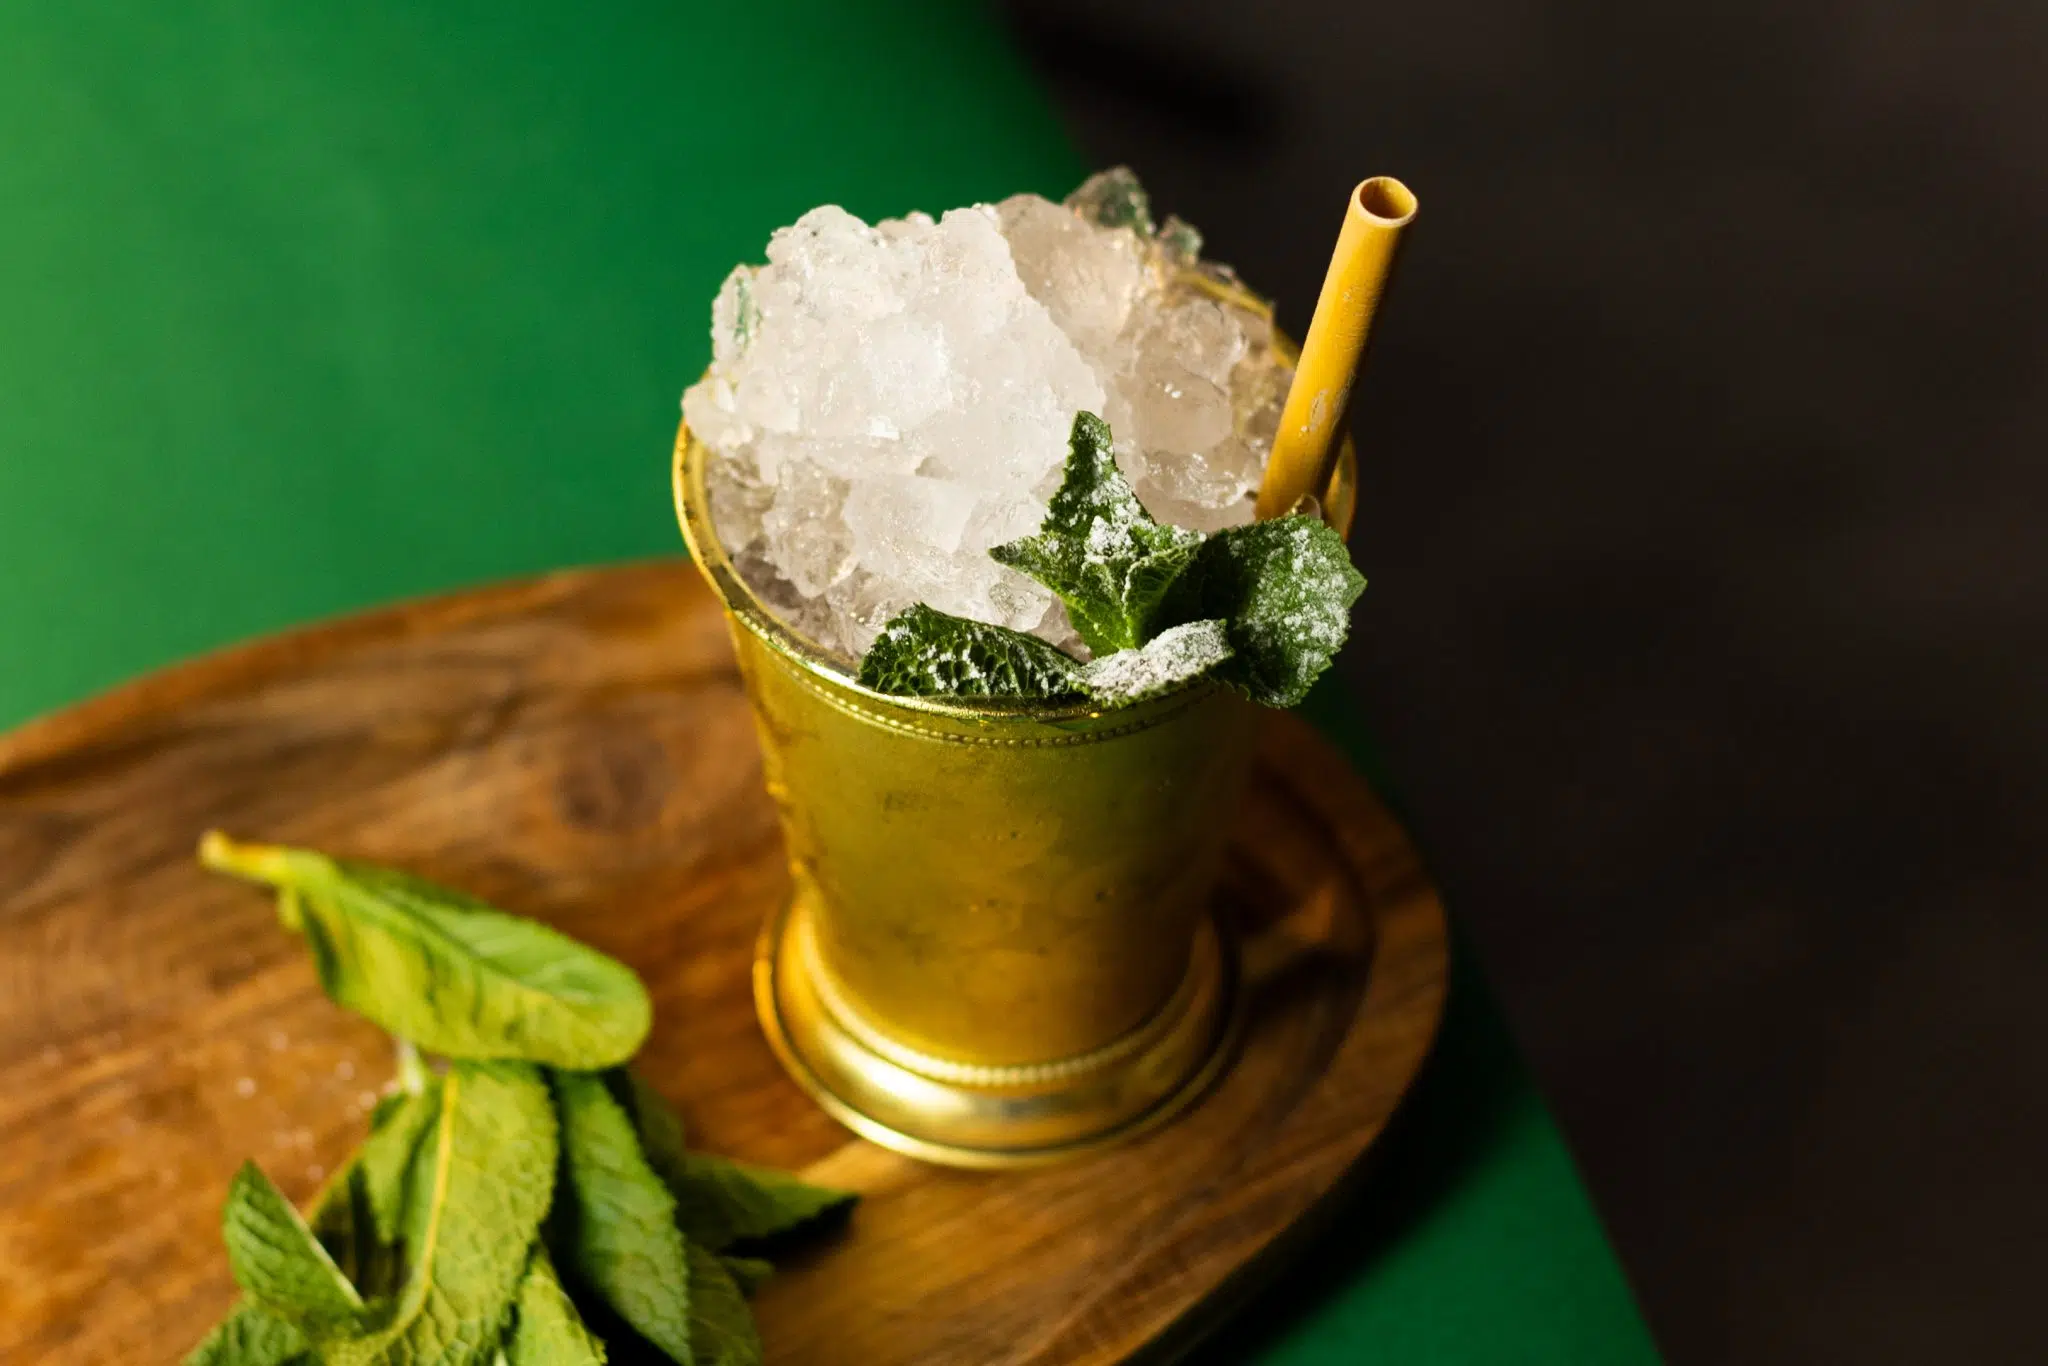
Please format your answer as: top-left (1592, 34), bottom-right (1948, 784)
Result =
top-left (674, 388), bottom-right (1354, 1168)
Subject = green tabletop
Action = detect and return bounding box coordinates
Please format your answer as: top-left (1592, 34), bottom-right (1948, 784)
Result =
top-left (0, 4), bottom-right (1657, 1361)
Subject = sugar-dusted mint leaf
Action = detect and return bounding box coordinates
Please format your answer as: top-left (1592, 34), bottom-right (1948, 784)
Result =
top-left (504, 1245), bottom-right (606, 1366)
top-left (198, 834), bottom-right (651, 1070)
top-left (1165, 515), bottom-right (1366, 707)
top-left (222, 1162), bottom-right (365, 1334)
top-left (1077, 619), bottom-right (1233, 706)
top-left (1157, 213), bottom-right (1204, 267)
top-left (990, 411), bottom-right (1202, 655)
top-left (857, 604), bottom-right (1085, 701)
top-left (548, 1069), bottom-right (696, 1365)
top-left (321, 1061), bottom-right (557, 1366)
top-left (670, 1152), bottom-right (857, 1253)
top-left (1066, 166), bottom-right (1156, 235)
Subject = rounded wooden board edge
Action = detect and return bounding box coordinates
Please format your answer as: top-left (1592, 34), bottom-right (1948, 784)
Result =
top-left (0, 560), bottom-right (663, 774)
top-left (0, 559), bottom-right (1452, 1366)
top-left (1134, 719), bottom-right (1450, 1365)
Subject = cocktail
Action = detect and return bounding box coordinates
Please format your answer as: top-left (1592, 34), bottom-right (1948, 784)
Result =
top-left (674, 170), bottom-right (1411, 1166)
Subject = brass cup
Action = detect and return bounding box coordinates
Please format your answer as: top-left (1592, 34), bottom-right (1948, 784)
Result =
top-left (674, 413), bottom-right (1353, 1167)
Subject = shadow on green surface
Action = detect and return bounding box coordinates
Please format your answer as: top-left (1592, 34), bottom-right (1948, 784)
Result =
top-left (1178, 940), bottom-right (1526, 1364)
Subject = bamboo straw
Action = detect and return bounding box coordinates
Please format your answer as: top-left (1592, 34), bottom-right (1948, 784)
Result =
top-left (1254, 177), bottom-right (1417, 521)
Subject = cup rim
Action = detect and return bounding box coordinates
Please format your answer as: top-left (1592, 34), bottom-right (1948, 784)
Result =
top-left (674, 421), bottom-right (1174, 724)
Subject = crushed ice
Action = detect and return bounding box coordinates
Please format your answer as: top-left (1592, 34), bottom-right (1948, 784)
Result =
top-left (683, 169), bottom-right (1292, 661)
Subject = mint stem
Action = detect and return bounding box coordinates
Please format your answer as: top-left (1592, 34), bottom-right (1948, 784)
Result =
top-left (198, 831), bottom-right (299, 886)
top-left (394, 1039), bottom-right (428, 1096)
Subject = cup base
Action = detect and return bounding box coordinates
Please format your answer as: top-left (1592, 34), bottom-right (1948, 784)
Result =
top-left (753, 887), bottom-right (1243, 1169)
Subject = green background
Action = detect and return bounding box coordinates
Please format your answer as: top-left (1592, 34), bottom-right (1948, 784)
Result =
top-left (0, 3), bottom-right (1658, 1361)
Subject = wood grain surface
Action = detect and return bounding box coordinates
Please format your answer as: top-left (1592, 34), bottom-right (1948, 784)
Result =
top-left (0, 561), bottom-right (1447, 1365)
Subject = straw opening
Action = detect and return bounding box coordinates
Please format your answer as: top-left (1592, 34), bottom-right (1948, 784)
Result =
top-left (1355, 177), bottom-right (1417, 225)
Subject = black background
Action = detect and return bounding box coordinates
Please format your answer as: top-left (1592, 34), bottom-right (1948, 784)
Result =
top-left (999, 1), bottom-right (2048, 1361)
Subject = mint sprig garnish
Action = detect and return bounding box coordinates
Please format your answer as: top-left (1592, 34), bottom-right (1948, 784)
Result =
top-left (856, 603), bottom-right (1088, 701)
top-left (859, 410), bottom-right (1364, 709)
top-left (187, 838), bottom-right (856, 1366)
top-left (1075, 618), bottom-right (1235, 706)
top-left (989, 411), bottom-right (1203, 655)
top-left (1167, 516), bottom-right (1366, 707)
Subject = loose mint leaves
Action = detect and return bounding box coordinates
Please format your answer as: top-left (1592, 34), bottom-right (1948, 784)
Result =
top-left (719, 1256), bottom-right (776, 1297)
top-left (606, 1065), bottom-right (854, 1253)
top-left (990, 411), bottom-right (1202, 655)
top-left (223, 1163), bottom-right (365, 1333)
top-left (856, 604), bottom-right (1087, 701)
top-left (198, 834), bottom-right (651, 1070)
top-left (312, 1081), bottom-right (442, 1298)
top-left (188, 1085), bottom-right (439, 1366)
top-left (683, 1239), bottom-right (762, 1366)
top-left (189, 844), bottom-right (857, 1366)
top-left (321, 1061), bottom-right (558, 1366)
top-left (1166, 516), bottom-right (1367, 708)
top-left (860, 410), bottom-right (1364, 709)
top-left (610, 1067), bottom-right (691, 1192)
top-left (548, 1069), bottom-right (697, 1365)
top-left (185, 1303), bottom-right (311, 1366)
top-left (669, 1153), bottom-right (857, 1254)
top-left (504, 1245), bottom-right (606, 1366)
top-left (197, 1062), bottom-right (558, 1366)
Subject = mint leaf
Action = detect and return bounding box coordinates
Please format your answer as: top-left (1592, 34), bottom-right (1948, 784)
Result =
top-left (685, 1240), bottom-right (762, 1366)
top-left (190, 1086), bottom-right (438, 1365)
top-left (222, 1162), bottom-right (365, 1332)
top-left (199, 835), bottom-right (651, 1069)
top-left (670, 1154), bottom-right (856, 1254)
top-left (505, 1245), bottom-right (606, 1366)
top-left (990, 411), bottom-right (1202, 655)
top-left (608, 1068), bottom-right (689, 1192)
top-left (719, 1256), bottom-right (775, 1298)
top-left (310, 1082), bottom-right (442, 1298)
top-left (1076, 618), bottom-right (1233, 706)
top-left (184, 1304), bottom-right (312, 1366)
top-left (306, 1166), bottom-right (396, 1305)
top-left (321, 1061), bottom-right (557, 1366)
top-left (1164, 515), bottom-right (1365, 707)
top-left (549, 1069), bottom-right (696, 1365)
top-left (857, 605), bottom-right (1085, 701)
top-left (853, 413), bottom-right (1366, 710)
top-left (611, 1063), bottom-right (854, 1251)
top-left (354, 1082), bottom-right (443, 1247)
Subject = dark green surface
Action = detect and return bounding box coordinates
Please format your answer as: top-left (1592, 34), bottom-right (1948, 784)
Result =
top-left (0, 5), bottom-right (1657, 1362)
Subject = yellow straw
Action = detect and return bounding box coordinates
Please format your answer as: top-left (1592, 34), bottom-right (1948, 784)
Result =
top-left (1254, 177), bottom-right (1418, 522)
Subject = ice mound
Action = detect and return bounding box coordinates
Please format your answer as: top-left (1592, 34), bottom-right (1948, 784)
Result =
top-left (682, 169), bottom-right (1292, 660)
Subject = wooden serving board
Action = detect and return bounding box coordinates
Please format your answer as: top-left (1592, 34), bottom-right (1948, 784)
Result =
top-left (0, 562), bottom-right (1447, 1366)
